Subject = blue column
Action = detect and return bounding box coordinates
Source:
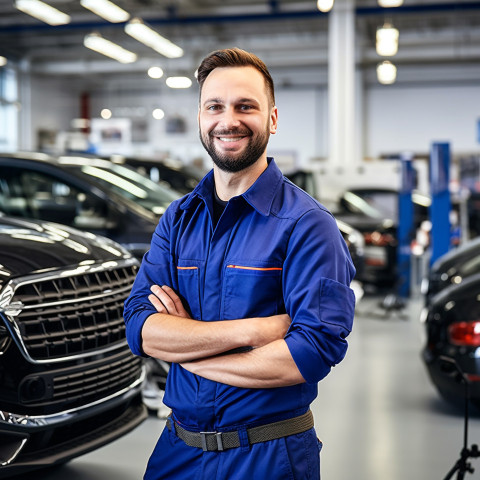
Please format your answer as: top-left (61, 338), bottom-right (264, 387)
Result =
top-left (397, 153), bottom-right (415, 298)
top-left (429, 142), bottom-right (451, 266)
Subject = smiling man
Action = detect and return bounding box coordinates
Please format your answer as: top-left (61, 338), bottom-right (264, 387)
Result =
top-left (124, 48), bottom-right (356, 480)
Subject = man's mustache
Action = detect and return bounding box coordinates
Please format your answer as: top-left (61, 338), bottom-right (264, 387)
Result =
top-left (209, 128), bottom-right (252, 136)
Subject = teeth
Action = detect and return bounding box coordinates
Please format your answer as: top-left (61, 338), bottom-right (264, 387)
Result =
top-left (219, 137), bottom-right (242, 142)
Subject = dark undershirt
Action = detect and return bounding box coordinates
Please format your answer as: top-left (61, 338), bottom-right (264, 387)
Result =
top-left (212, 187), bottom-right (228, 228)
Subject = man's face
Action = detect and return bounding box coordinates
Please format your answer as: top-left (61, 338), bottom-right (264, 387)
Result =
top-left (198, 66), bottom-right (278, 173)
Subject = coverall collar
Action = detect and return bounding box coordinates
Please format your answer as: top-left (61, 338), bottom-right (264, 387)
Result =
top-left (180, 157), bottom-right (283, 217)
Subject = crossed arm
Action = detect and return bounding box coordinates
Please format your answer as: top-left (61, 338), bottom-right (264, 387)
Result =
top-left (141, 285), bottom-right (306, 388)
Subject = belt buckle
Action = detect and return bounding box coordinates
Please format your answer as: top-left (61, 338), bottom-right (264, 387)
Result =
top-left (200, 431), bottom-right (224, 452)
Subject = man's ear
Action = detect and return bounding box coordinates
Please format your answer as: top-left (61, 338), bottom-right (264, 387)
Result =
top-left (270, 106), bottom-right (278, 134)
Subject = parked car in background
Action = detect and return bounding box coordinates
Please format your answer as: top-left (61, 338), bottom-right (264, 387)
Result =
top-left (333, 187), bottom-right (430, 289)
top-left (285, 170), bottom-right (366, 285)
top-left (110, 155), bottom-right (204, 195)
top-left (0, 152), bottom-right (182, 259)
top-left (0, 214), bottom-right (146, 477)
top-left (422, 236), bottom-right (480, 305)
top-left (422, 272), bottom-right (480, 410)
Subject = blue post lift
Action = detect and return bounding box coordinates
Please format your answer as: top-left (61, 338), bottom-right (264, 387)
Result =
top-left (429, 142), bottom-right (451, 266)
top-left (397, 153), bottom-right (415, 298)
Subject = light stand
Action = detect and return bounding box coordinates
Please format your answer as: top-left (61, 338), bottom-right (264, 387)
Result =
top-left (441, 356), bottom-right (480, 480)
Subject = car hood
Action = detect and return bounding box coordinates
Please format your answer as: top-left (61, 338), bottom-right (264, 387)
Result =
top-left (0, 216), bottom-right (131, 286)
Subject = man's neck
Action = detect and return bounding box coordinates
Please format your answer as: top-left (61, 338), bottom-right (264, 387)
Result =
top-left (213, 157), bottom-right (268, 201)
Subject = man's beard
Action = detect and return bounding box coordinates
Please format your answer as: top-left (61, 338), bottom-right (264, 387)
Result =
top-left (199, 123), bottom-right (270, 173)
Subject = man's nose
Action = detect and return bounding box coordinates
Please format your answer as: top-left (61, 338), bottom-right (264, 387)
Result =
top-left (220, 107), bottom-right (241, 129)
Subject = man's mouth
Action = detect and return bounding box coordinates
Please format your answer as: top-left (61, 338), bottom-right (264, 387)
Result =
top-left (218, 136), bottom-right (246, 142)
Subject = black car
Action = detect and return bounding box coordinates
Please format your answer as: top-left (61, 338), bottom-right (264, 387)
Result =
top-left (422, 272), bottom-right (480, 410)
top-left (284, 170), bottom-right (366, 282)
top-left (0, 214), bottom-right (146, 477)
top-left (423, 236), bottom-right (480, 304)
top-left (333, 187), bottom-right (430, 289)
top-left (110, 155), bottom-right (204, 195)
top-left (0, 153), bottom-right (182, 259)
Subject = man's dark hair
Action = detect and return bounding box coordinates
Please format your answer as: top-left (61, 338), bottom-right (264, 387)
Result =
top-left (197, 47), bottom-right (275, 107)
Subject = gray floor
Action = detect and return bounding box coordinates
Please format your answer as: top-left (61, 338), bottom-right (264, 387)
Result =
top-left (14, 295), bottom-right (480, 479)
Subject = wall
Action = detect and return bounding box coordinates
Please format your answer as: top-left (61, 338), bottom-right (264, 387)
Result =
top-left (25, 67), bottom-right (480, 180)
top-left (29, 75), bottom-right (82, 152)
top-left (365, 83), bottom-right (480, 159)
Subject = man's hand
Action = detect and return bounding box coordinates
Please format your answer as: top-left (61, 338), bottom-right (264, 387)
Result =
top-left (148, 285), bottom-right (191, 319)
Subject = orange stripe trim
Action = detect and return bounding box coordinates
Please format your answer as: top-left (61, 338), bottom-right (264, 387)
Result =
top-left (227, 265), bottom-right (282, 271)
top-left (177, 266), bottom-right (198, 270)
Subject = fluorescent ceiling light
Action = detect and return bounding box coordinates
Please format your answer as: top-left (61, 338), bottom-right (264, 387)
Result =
top-left (377, 60), bottom-right (397, 85)
top-left (125, 18), bottom-right (183, 59)
top-left (15, 0), bottom-right (70, 25)
top-left (377, 0), bottom-right (403, 6)
top-left (166, 77), bottom-right (192, 89)
top-left (84, 33), bottom-right (137, 64)
top-left (376, 25), bottom-right (399, 56)
top-left (80, 0), bottom-right (130, 23)
top-left (317, 0), bottom-right (334, 13)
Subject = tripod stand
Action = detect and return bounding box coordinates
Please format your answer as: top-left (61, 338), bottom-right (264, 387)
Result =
top-left (441, 356), bottom-right (480, 480)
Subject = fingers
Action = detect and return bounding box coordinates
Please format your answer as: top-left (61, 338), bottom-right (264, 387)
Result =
top-left (161, 285), bottom-right (191, 317)
top-left (148, 293), bottom-right (166, 313)
top-left (149, 285), bottom-right (191, 318)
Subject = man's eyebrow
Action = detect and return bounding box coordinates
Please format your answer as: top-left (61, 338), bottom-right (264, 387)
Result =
top-left (202, 97), bottom-right (260, 106)
top-left (237, 97), bottom-right (260, 105)
top-left (202, 97), bottom-right (223, 106)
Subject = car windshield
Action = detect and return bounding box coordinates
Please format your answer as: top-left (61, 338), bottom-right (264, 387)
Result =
top-left (62, 158), bottom-right (182, 215)
top-left (343, 191), bottom-right (397, 220)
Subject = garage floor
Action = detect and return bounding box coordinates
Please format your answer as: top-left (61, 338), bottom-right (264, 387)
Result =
top-left (13, 295), bottom-right (480, 480)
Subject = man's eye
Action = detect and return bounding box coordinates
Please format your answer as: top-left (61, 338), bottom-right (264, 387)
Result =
top-left (207, 105), bottom-right (221, 111)
top-left (239, 105), bottom-right (253, 111)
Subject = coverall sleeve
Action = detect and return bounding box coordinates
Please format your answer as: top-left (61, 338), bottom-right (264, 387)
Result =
top-left (123, 207), bottom-right (175, 357)
top-left (283, 208), bottom-right (356, 384)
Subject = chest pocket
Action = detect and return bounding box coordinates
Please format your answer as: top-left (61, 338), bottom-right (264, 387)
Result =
top-left (176, 263), bottom-right (202, 320)
top-left (221, 263), bottom-right (285, 320)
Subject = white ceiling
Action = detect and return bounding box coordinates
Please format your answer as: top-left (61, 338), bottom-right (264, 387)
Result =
top-left (1, 0), bottom-right (480, 87)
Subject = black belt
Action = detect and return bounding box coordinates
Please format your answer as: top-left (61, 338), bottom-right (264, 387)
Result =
top-left (166, 410), bottom-right (314, 452)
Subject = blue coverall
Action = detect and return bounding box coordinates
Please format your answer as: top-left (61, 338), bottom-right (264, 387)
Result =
top-left (124, 158), bottom-right (356, 479)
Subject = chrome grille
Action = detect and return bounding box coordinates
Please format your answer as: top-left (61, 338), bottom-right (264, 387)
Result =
top-left (20, 348), bottom-right (143, 407)
top-left (5, 259), bottom-right (139, 362)
top-left (53, 350), bottom-right (143, 404)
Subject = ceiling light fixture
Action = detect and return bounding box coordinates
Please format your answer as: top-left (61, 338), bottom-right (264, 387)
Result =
top-left (377, 0), bottom-right (403, 7)
top-left (84, 33), bottom-right (137, 63)
top-left (148, 66), bottom-right (164, 79)
top-left (125, 18), bottom-right (183, 59)
top-left (166, 77), bottom-right (192, 89)
top-left (101, 108), bottom-right (112, 119)
top-left (152, 108), bottom-right (165, 120)
top-left (377, 60), bottom-right (397, 84)
top-left (376, 24), bottom-right (399, 56)
top-left (80, 0), bottom-right (130, 23)
top-left (317, 0), bottom-right (334, 13)
top-left (14, 0), bottom-right (70, 25)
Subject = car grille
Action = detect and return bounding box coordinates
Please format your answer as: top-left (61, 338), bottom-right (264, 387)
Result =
top-left (20, 347), bottom-right (143, 408)
top-left (5, 259), bottom-right (139, 362)
top-left (53, 349), bottom-right (141, 404)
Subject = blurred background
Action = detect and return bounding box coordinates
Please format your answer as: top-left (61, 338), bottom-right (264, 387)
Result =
top-left (2, 1), bottom-right (480, 479)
